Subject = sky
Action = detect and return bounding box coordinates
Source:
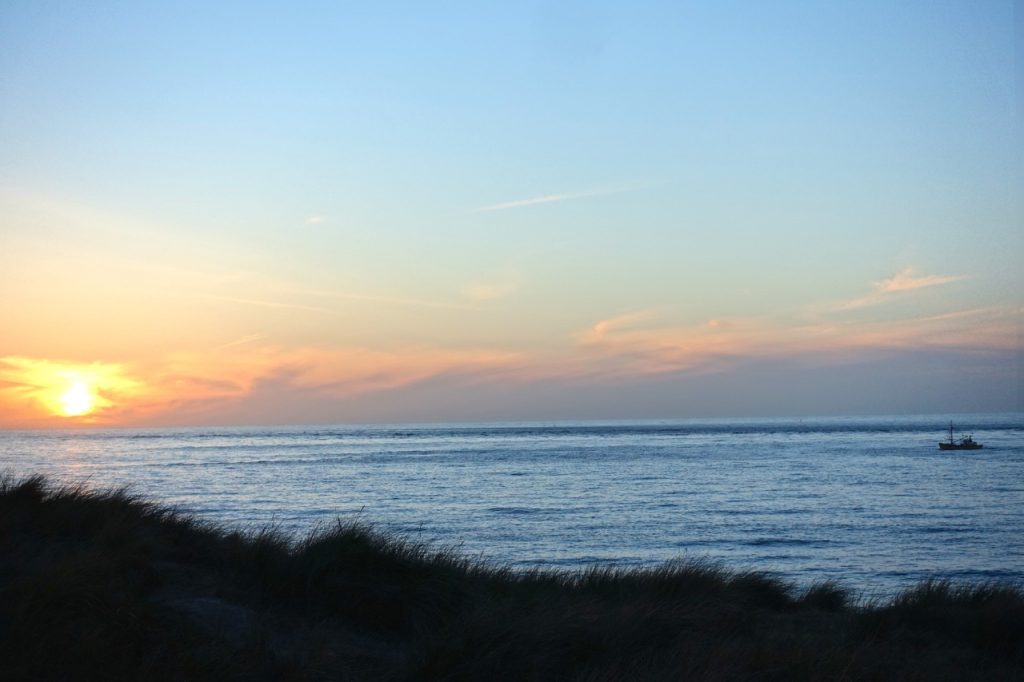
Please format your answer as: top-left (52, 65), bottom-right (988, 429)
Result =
top-left (1, 0), bottom-right (1021, 428)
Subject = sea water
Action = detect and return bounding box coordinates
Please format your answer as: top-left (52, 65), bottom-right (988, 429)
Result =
top-left (2, 413), bottom-right (1022, 597)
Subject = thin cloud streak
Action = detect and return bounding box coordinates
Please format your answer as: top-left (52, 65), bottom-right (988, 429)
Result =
top-left (469, 184), bottom-right (637, 213)
top-left (833, 267), bottom-right (971, 310)
top-left (214, 333), bottom-right (267, 351)
top-left (177, 270), bottom-right (479, 312)
top-left (878, 267), bottom-right (969, 293)
top-left (279, 286), bottom-right (481, 311)
top-left (199, 294), bottom-right (333, 315)
top-left (584, 310), bottom-right (658, 342)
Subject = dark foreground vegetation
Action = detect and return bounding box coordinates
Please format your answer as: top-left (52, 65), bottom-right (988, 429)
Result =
top-left (2, 476), bottom-right (1022, 681)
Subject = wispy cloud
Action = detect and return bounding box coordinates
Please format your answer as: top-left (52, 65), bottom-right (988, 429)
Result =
top-left (112, 345), bottom-right (520, 427)
top-left (469, 184), bottom-right (637, 213)
top-left (199, 294), bottom-right (333, 315)
top-left (582, 310), bottom-right (658, 343)
top-left (566, 301), bottom-right (1021, 381)
top-left (214, 333), bottom-right (267, 351)
top-left (305, 215), bottom-right (326, 225)
top-left (573, 311), bottom-right (780, 377)
top-left (3, 300), bottom-right (1018, 427)
top-left (876, 267), bottom-right (969, 293)
top-left (181, 271), bottom-right (479, 312)
top-left (278, 285), bottom-right (480, 311)
top-left (0, 343), bottom-right (527, 427)
top-left (834, 267), bottom-right (970, 310)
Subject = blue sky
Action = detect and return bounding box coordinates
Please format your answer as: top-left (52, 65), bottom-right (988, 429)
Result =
top-left (1, 1), bottom-right (1020, 425)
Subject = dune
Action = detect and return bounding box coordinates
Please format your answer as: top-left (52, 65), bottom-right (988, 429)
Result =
top-left (2, 475), bottom-right (1022, 680)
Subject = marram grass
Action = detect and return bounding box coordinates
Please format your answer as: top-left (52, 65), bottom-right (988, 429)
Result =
top-left (2, 475), bottom-right (1022, 681)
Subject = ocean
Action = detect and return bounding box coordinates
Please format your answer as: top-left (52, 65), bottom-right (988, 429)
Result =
top-left (2, 413), bottom-right (1022, 597)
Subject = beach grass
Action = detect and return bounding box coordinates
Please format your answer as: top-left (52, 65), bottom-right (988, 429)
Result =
top-left (2, 474), bottom-right (1022, 680)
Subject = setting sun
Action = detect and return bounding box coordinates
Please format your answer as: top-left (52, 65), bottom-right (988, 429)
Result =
top-left (0, 357), bottom-right (144, 426)
top-left (59, 380), bottom-right (96, 417)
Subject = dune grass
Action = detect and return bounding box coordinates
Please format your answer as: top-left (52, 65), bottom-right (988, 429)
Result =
top-left (1, 475), bottom-right (1022, 680)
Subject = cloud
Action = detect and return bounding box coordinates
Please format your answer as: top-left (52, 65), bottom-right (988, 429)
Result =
top-left (582, 310), bottom-right (657, 343)
top-left (469, 184), bottom-right (636, 213)
top-left (214, 333), bottom-right (267, 351)
top-left (569, 303), bottom-right (1021, 380)
top-left (575, 312), bottom-right (782, 377)
top-left (0, 343), bottom-right (525, 427)
top-left (835, 267), bottom-right (970, 310)
top-left (305, 215), bottom-right (326, 224)
top-left (186, 271), bottom-right (479, 312)
top-left (199, 294), bottom-right (333, 314)
top-left (277, 285), bottom-right (480, 311)
top-left (134, 344), bottom-right (524, 426)
top-left (877, 267), bottom-right (969, 293)
top-left (2, 298), bottom-right (1018, 427)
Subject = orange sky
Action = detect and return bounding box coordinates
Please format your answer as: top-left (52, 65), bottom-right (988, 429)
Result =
top-left (1, 4), bottom-right (1020, 427)
top-left (1, 269), bottom-right (1018, 427)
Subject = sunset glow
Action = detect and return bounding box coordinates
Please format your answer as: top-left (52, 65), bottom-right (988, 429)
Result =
top-left (0, 2), bottom-right (1020, 427)
top-left (0, 358), bottom-right (143, 426)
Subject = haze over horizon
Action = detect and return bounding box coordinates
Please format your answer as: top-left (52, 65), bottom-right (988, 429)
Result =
top-left (1, 1), bottom-right (1021, 428)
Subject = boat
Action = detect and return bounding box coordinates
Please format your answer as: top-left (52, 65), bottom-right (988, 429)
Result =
top-left (938, 422), bottom-right (983, 450)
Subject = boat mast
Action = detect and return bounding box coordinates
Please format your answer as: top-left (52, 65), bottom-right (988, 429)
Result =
top-left (949, 421), bottom-right (955, 445)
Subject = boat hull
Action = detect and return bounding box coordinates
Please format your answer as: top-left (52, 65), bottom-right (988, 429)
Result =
top-left (938, 443), bottom-right (983, 450)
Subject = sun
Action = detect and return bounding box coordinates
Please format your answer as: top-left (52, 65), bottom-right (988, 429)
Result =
top-left (0, 357), bottom-right (141, 424)
top-left (59, 380), bottom-right (97, 417)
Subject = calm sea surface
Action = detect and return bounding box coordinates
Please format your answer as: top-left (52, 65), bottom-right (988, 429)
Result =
top-left (2, 413), bottom-right (1022, 596)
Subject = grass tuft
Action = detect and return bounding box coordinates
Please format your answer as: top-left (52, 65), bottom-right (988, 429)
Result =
top-left (800, 580), bottom-right (851, 611)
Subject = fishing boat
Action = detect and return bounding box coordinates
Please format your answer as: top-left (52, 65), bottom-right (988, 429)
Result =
top-left (938, 422), bottom-right (983, 450)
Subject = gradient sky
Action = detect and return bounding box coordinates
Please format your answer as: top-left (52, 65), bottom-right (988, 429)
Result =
top-left (1, 1), bottom-right (1021, 427)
